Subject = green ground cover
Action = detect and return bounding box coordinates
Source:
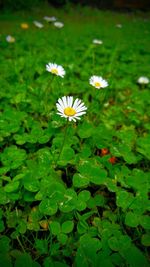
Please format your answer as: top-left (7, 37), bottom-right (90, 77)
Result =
top-left (0, 4), bottom-right (150, 267)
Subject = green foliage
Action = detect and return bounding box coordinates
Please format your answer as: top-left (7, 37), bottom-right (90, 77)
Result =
top-left (39, 198), bottom-right (58, 215)
top-left (0, 4), bottom-right (150, 267)
top-left (73, 159), bottom-right (108, 187)
top-left (141, 234), bottom-right (150, 247)
top-left (0, 146), bottom-right (27, 170)
top-left (75, 234), bottom-right (102, 267)
top-left (125, 212), bottom-right (139, 227)
top-left (61, 220), bottom-right (74, 233)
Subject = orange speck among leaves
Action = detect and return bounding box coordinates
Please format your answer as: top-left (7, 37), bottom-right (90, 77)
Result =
top-left (101, 148), bottom-right (109, 156)
top-left (109, 156), bottom-right (117, 164)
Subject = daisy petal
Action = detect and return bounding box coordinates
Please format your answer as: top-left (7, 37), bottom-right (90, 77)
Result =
top-left (56, 96), bottom-right (87, 122)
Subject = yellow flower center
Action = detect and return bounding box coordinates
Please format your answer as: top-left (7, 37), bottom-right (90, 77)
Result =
top-left (10, 37), bottom-right (15, 43)
top-left (21, 23), bottom-right (29, 29)
top-left (95, 82), bottom-right (101, 87)
top-left (51, 68), bottom-right (58, 75)
top-left (64, 107), bottom-right (76, 116)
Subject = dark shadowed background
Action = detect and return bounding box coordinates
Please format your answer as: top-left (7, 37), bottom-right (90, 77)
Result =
top-left (0, 0), bottom-right (150, 10)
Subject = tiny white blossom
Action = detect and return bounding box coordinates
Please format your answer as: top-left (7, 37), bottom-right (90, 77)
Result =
top-left (56, 96), bottom-right (87, 122)
top-left (93, 39), bottom-right (103, 45)
top-left (46, 63), bottom-right (65, 78)
top-left (53, 21), bottom-right (64, 28)
top-left (6, 35), bottom-right (15, 43)
top-left (104, 102), bottom-right (110, 107)
top-left (116, 24), bottom-right (122, 28)
top-left (89, 75), bottom-right (108, 89)
top-left (137, 76), bottom-right (149, 84)
top-left (43, 16), bottom-right (57, 22)
top-left (33, 21), bottom-right (44, 28)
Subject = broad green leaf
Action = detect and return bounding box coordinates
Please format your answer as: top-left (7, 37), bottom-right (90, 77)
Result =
top-left (75, 234), bottom-right (102, 267)
top-left (35, 239), bottom-right (48, 254)
top-left (42, 182), bottom-right (65, 202)
top-left (39, 199), bottom-right (58, 215)
top-left (0, 220), bottom-right (5, 232)
top-left (118, 235), bottom-right (131, 252)
top-left (94, 194), bottom-right (105, 207)
top-left (61, 221), bottom-right (74, 234)
top-left (116, 190), bottom-right (134, 210)
top-left (75, 199), bottom-right (87, 211)
top-left (75, 247), bottom-right (92, 267)
top-left (108, 236), bottom-right (119, 251)
top-left (110, 253), bottom-right (124, 267)
top-left (0, 189), bottom-right (10, 204)
top-left (57, 233), bottom-right (68, 245)
top-left (73, 173), bottom-right (89, 187)
top-left (77, 220), bottom-right (89, 234)
top-left (59, 189), bottom-right (77, 213)
top-left (125, 212), bottom-right (139, 227)
top-left (0, 236), bottom-right (10, 253)
top-left (96, 252), bottom-right (115, 267)
top-left (0, 146), bottom-right (26, 169)
top-left (50, 222), bottom-right (61, 235)
top-left (93, 125), bottom-right (114, 148)
top-left (0, 254), bottom-right (12, 267)
top-left (141, 234), bottom-right (150, 247)
top-left (79, 144), bottom-right (91, 158)
top-left (17, 221), bottom-right (27, 234)
top-left (90, 168), bottom-right (107, 184)
top-left (139, 215), bottom-right (150, 229)
top-left (0, 167), bottom-right (10, 175)
top-left (122, 245), bottom-right (149, 267)
top-left (137, 135), bottom-right (150, 160)
top-left (23, 173), bottom-right (40, 192)
top-left (78, 160), bottom-right (107, 185)
top-left (58, 146), bottom-right (75, 165)
top-left (80, 234), bottom-right (102, 251)
top-left (9, 250), bottom-right (22, 259)
top-left (23, 191), bottom-right (35, 202)
top-left (125, 169), bottom-right (149, 192)
top-left (44, 257), bottom-right (69, 267)
top-left (14, 253), bottom-right (33, 267)
top-left (4, 181), bottom-right (20, 193)
top-left (78, 121), bottom-right (94, 138)
top-left (111, 143), bottom-right (138, 164)
top-left (78, 190), bottom-right (91, 202)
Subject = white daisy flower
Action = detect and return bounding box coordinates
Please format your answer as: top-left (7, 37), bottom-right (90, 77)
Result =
top-left (93, 39), bottom-right (103, 45)
top-left (116, 24), bottom-right (122, 28)
top-left (89, 75), bottom-right (108, 89)
top-left (137, 76), bottom-right (149, 84)
top-left (46, 63), bottom-right (65, 78)
top-left (33, 21), bottom-right (44, 28)
top-left (43, 16), bottom-right (57, 22)
top-left (56, 96), bottom-right (87, 122)
top-left (53, 21), bottom-right (64, 28)
top-left (103, 102), bottom-right (110, 107)
top-left (6, 35), bottom-right (15, 43)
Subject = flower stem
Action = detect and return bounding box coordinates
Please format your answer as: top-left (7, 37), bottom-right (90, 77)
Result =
top-left (17, 236), bottom-right (25, 252)
top-left (55, 120), bottom-right (69, 166)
